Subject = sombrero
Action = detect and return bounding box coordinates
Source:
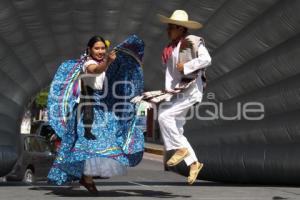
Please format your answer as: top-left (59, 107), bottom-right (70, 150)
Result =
top-left (157, 10), bottom-right (203, 30)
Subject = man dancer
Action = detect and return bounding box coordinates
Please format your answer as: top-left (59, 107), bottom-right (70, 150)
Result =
top-left (157, 10), bottom-right (211, 185)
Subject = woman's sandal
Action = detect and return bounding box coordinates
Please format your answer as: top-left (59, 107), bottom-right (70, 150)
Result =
top-left (79, 178), bottom-right (99, 194)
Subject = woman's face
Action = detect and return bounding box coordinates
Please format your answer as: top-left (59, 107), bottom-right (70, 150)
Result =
top-left (89, 41), bottom-right (106, 61)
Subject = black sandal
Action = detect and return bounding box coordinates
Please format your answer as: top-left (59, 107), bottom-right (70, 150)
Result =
top-left (79, 178), bottom-right (98, 194)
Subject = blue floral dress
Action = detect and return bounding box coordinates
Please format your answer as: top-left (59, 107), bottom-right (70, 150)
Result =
top-left (47, 35), bottom-right (145, 185)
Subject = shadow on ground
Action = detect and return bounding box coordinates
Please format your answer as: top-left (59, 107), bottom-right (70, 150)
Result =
top-left (29, 185), bottom-right (191, 198)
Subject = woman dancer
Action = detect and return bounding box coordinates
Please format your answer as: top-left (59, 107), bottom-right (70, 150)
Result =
top-left (47, 35), bottom-right (145, 193)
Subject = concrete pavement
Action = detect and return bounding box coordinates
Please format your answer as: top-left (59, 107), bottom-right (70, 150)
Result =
top-left (145, 142), bottom-right (164, 156)
top-left (0, 153), bottom-right (300, 200)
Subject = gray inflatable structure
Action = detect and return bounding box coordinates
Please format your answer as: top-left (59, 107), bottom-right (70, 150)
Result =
top-left (0, 0), bottom-right (299, 185)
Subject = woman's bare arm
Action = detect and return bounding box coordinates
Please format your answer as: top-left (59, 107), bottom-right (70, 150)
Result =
top-left (86, 50), bottom-right (117, 74)
top-left (86, 61), bottom-right (108, 74)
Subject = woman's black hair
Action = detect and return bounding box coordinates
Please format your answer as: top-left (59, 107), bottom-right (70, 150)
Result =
top-left (85, 35), bottom-right (107, 56)
top-left (87, 35), bottom-right (107, 48)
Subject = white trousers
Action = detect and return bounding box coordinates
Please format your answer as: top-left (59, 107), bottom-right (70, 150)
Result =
top-left (158, 85), bottom-right (202, 166)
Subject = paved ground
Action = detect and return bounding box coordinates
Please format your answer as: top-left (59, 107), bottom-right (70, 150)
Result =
top-left (1, 153), bottom-right (300, 200)
top-left (144, 142), bottom-right (164, 155)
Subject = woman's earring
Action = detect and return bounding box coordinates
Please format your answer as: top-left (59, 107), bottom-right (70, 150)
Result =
top-left (85, 48), bottom-right (90, 57)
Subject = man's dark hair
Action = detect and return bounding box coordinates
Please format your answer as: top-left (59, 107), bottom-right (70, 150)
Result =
top-left (176, 25), bottom-right (188, 34)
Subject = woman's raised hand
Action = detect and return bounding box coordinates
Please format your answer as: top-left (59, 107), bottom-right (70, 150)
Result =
top-left (107, 50), bottom-right (117, 64)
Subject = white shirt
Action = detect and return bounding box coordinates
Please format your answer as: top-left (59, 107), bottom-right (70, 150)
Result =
top-left (82, 59), bottom-right (106, 90)
top-left (164, 40), bottom-right (211, 101)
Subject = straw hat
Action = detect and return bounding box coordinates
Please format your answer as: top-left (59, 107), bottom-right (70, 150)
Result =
top-left (157, 10), bottom-right (203, 30)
